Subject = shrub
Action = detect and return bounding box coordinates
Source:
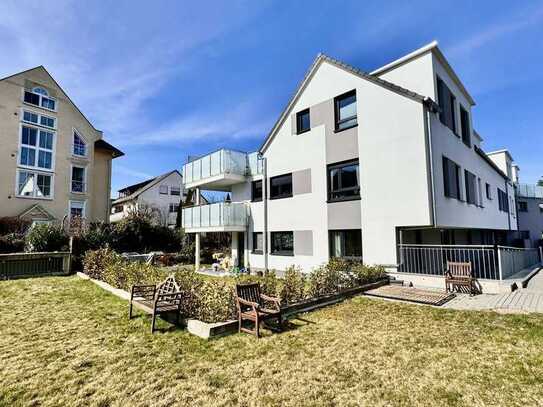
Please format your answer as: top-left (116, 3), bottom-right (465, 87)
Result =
top-left (193, 280), bottom-right (236, 323)
top-left (351, 264), bottom-right (387, 285)
top-left (25, 223), bottom-right (69, 252)
top-left (0, 216), bottom-right (31, 235)
top-left (82, 247), bottom-right (122, 280)
top-left (280, 266), bottom-right (305, 304)
top-left (0, 234), bottom-right (25, 254)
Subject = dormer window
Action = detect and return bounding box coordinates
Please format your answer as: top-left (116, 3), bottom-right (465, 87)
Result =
top-left (24, 87), bottom-right (56, 111)
top-left (73, 130), bottom-right (87, 157)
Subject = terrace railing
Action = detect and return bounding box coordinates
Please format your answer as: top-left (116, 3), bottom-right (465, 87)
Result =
top-left (398, 244), bottom-right (542, 281)
top-left (182, 202), bottom-right (248, 230)
top-left (0, 251), bottom-right (71, 280)
top-left (182, 149), bottom-right (263, 185)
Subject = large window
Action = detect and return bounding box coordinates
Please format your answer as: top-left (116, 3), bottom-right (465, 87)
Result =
top-left (251, 180), bottom-right (263, 202)
top-left (17, 170), bottom-right (52, 198)
top-left (498, 188), bottom-right (509, 212)
top-left (442, 156), bottom-right (461, 200)
top-left (296, 108), bottom-right (310, 134)
top-left (20, 125), bottom-right (54, 170)
top-left (24, 88), bottom-right (56, 111)
top-left (252, 232), bottom-right (263, 254)
top-left (269, 174), bottom-right (292, 200)
top-left (71, 166), bottom-right (86, 193)
top-left (464, 170), bottom-right (477, 205)
top-left (334, 90), bottom-right (357, 131)
top-left (22, 110), bottom-right (56, 129)
top-left (329, 229), bottom-right (362, 258)
top-left (518, 201), bottom-right (528, 212)
top-left (460, 106), bottom-right (471, 147)
top-left (73, 130), bottom-right (87, 157)
top-left (270, 231), bottom-right (293, 256)
top-left (327, 159), bottom-right (360, 201)
top-left (437, 76), bottom-right (457, 134)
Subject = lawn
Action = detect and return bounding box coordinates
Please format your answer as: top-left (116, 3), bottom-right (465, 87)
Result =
top-left (1, 277), bottom-right (543, 406)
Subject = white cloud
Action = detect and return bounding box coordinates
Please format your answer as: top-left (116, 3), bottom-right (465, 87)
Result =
top-left (114, 165), bottom-right (154, 181)
top-left (447, 5), bottom-right (543, 57)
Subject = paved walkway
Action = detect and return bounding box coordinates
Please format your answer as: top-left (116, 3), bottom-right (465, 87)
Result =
top-left (443, 268), bottom-right (543, 313)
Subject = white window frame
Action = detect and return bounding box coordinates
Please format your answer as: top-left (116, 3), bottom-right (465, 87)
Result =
top-left (72, 128), bottom-right (88, 158)
top-left (159, 184), bottom-right (169, 195)
top-left (15, 169), bottom-right (54, 200)
top-left (69, 200), bottom-right (86, 219)
top-left (21, 108), bottom-right (56, 130)
top-left (22, 87), bottom-right (58, 112)
top-left (70, 164), bottom-right (87, 194)
top-left (18, 123), bottom-right (56, 172)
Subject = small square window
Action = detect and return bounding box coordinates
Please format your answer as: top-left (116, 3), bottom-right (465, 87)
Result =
top-left (169, 203), bottom-right (179, 213)
top-left (518, 201), bottom-right (528, 212)
top-left (327, 159), bottom-right (360, 202)
top-left (251, 180), bottom-right (263, 202)
top-left (269, 174), bottom-right (292, 200)
top-left (159, 185), bottom-right (169, 195)
top-left (270, 231), bottom-right (293, 256)
top-left (170, 187), bottom-right (181, 196)
top-left (296, 109), bottom-right (310, 134)
top-left (24, 91), bottom-right (40, 106)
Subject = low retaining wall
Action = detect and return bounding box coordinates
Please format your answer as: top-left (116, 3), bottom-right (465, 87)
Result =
top-left (76, 272), bottom-right (388, 339)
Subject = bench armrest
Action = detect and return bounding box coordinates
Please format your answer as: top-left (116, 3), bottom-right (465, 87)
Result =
top-left (236, 297), bottom-right (259, 311)
top-left (131, 284), bottom-right (156, 301)
top-left (260, 294), bottom-right (281, 310)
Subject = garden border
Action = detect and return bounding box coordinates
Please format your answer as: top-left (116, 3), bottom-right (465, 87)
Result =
top-left (76, 272), bottom-right (389, 339)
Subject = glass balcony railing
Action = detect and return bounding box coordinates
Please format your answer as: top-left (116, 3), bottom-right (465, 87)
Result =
top-left (517, 183), bottom-right (543, 199)
top-left (182, 202), bottom-right (247, 230)
top-left (182, 149), bottom-right (263, 186)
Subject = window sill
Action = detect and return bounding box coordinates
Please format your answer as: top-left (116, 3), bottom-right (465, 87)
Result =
top-left (269, 195), bottom-right (293, 200)
top-left (270, 252), bottom-right (294, 257)
top-left (296, 128), bottom-right (311, 135)
top-left (15, 195), bottom-right (53, 201)
top-left (251, 250), bottom-right (263, 255)
top-left (21, 120), bottom-right (57, 131)
top-left (71, 191), bottom-right (87, 195)
top-left (334, 123), bottom-right (358, 133)
top-left (327, 196), bottom-right (361, 203)
top-left (17, 165), bottom-right (55, 174)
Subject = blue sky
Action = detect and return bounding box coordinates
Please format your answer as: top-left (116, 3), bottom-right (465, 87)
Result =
top-left (1, 0), bottom-right (542, 195)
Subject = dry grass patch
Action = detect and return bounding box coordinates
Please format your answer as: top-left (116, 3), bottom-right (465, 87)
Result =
top-left (1, 276), bottom-right (543, 406)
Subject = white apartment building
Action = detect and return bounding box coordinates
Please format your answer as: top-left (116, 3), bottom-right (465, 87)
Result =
top-left (181, 41), bottom-right (523, 287)
top-left (516, 182), bottom-right (543, 248)
top-left (110, 170), bottom-right (185, 227)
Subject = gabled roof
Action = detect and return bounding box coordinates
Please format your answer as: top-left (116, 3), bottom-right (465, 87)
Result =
top-left (18, 204), bottom-right (57, 221)
top-left (0, 65), bottom-right (103, 134)
top-left (259, 53), bottom-right (434, 153)
top-left (95, 139), bottom-right (124, 158)
top-left (371, 41), bottom-right (476, 106)
top-left (474, 146), bottom-right (509, 180)
top-left (113, 170), bottom-right (182, 205)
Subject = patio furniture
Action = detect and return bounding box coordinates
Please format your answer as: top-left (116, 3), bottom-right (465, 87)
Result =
top-left (129, 275), bottom-right (184, 333)
top-left (235, 283), bottom-right (282, 338)
top-left (445, 261), bottom-right (474, 295)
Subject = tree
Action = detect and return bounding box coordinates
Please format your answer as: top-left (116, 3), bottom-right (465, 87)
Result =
top-left (538, 178), bottom-right (543, 187)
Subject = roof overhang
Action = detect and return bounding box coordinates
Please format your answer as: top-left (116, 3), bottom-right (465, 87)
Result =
top-left (95, 139), bottom-right (124, 158)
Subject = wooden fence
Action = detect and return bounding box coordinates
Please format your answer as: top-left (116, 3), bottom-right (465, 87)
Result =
top-left (0, 252), bottom-right (71, 280)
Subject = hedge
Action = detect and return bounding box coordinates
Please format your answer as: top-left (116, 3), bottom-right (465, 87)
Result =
top-left (83, 248), bottom-right (387, 323)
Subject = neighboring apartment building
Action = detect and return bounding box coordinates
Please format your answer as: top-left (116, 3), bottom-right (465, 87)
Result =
top-left (111, 170), bottom-right (193, 227)
top-left (181, 41), bottom-right (518, 277)
top-left (516, 182), bottom-right (543, 248)
top-left (0, 66), bottom-right (123, 224)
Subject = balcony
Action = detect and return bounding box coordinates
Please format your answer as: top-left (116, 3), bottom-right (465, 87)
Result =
top-left (182, 202), bottom-right (248, 233)
top-left (182, 149), bottom-right (263, 191)
top-left (517, 183), bottom-right (543, 199)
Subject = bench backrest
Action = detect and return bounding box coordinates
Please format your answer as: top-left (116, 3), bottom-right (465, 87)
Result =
top-left (447, 261), bottom-right (472, 278)
top-left (157, 275), bottom-right (180, 296)
top-left (235, 283), bottom-right (262, 307)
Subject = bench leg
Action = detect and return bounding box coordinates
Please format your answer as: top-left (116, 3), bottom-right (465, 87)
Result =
top-left (151, 313), bottom-right (157, 334)
top-left (129, 301), bottom-right (133, 319)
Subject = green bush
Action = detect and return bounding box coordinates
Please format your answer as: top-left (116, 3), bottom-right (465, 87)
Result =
top-left (193, 280), bottom-right (236, 323)
top-left (280, 266), bottom-right (305, 304)
top-left (0, 216), bottom-right (31, 235)
top-left (25, 224), bottom-right (69, 252)
top-left (0, 234), bottom-right (25, 254)
top-left (350, 264), bottom-right (387, 285)
top-left (82, 247), bottom-right (122, 280)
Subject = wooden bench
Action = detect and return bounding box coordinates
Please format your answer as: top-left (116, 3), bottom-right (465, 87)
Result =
top-left (129, 275), bottom-right (184, 333)
top-left (445, 261), bottom-right (475, 295)
top-left (235, 283), bottom-right (282, 338)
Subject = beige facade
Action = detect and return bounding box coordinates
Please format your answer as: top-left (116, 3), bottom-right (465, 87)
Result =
top-left (0, 66), bottom-right (123, 224)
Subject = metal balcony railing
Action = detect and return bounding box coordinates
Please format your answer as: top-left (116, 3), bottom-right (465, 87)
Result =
top-left (516, 183), bottom-right (543, 199)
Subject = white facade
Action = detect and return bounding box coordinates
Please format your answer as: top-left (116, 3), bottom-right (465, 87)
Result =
top-left (182, 42), bottom-right (519, 273)
top-left (111, 170), bottom-right (184, 227)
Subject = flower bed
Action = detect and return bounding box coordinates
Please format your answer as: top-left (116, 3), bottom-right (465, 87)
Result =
top-left (83, 249), bottom-right (388, 324)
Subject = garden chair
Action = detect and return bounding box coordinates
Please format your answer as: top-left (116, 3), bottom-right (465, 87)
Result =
top-left (445, 261), bottom-right (475, 295)
top-left (235, 283), bottom-right (282, 338)
top-left (129, 275), bottom-right (184, 333)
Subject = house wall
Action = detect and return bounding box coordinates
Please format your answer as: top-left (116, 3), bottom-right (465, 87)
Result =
top-left (0, 67), bottom-right (114, 222)
top-left (517, 197), bottom-right (543, 246)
